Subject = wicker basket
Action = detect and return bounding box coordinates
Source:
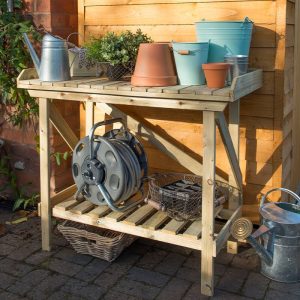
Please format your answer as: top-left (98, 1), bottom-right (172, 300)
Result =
top-left (147, 173), bottom-right (239, 221)
top-left (57, 221), bottom-right (135, 262)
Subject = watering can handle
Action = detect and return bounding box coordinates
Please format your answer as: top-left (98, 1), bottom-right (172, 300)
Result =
top-left (260, 187), bottom-right (300, 207)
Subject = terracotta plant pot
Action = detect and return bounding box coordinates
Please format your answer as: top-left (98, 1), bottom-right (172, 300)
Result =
top-left (131, 43), bottom-right (177, 87)
top-left (202, 63), bottom-right (230, 88)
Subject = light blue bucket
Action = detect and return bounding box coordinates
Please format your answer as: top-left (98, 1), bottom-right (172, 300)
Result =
top-left (195, 17), bottom-right (253, 62)
top-left (172, 42), bottom-right (209, 85)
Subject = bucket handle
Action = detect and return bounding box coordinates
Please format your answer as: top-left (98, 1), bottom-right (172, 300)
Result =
top-left (241, 17), bottom-right (254, 28)
top-left (173, 48), bottom-right (207, 55)
top-left (260, 187), bottom-right (300, 207)
top-left (66, 32), bottom-right (84, 48)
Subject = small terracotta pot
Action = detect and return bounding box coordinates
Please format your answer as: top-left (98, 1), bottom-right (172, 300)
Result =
top-left (202, 63), bottom-right (230, 88)
top-left (131, 43), bottom-right (178, 87)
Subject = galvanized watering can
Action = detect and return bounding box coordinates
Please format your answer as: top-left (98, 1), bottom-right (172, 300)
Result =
top-left (23, 33), bottom-right (71, 82)
top-left (231, 188), bottom-right (300, 282)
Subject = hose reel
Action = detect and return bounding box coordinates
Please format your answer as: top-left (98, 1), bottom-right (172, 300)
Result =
top-left (72, 118), bottom-right (147, 212)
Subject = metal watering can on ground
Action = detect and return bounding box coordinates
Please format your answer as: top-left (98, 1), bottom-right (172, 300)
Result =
top-left (22, 33), bottom-right (71, 82)
top-left (231, 188), bottom-right (300, 283)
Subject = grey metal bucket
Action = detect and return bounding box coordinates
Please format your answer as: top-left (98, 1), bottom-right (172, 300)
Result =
top-left (231, 188), bottom-right (300, 283)
top-left (224, 55), bottom-right (248, 83)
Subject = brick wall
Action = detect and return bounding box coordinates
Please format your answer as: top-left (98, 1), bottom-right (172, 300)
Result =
top-left (0, 0), bottom-right (79, 197)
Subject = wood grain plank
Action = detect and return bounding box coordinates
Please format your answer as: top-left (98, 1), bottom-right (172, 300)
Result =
top-left (85, 23), bottom-right (276, 47)
top-left (50, 185), bottom-right (77, 207)
top-left (104, 203), bottom-right (139, 222)
top-left (142, 211), bottom-right (170, 230)
top-left (39, 98), bottom-right (51, 251)
top-left (118, 83), bottom-right (133, 91)
top-left (201, 110), bottom-right (216, 295)
top-left (122, 205), bottom-right (156, 225)
top-left (86, 206), bottom-right (112, 218)
top-left (91, 80), bottom-right (124, 89)
top-left (49, 103), bottom-right (79, 150)
top-left (161, 219), bottom-right (188, 235)
top-left (70, 201), bottom-right (95, 215)
top-left (78, 79), bottom-right (108, 88)
top-left (104, 82), bottom-right (130, 90)
top-left (104, 210), bottom-right (132, 222)
top-left (54, 197), bottom-right (82, 211)
top-left (85, 0), bottom-right (274, 5)
top-left (183, 220), bottom-right (202, 239)
top-left (216, 112), bottom-right (243, 190)
top-left (85, 2), bottom-right (276, 26)
top-left (163, 86), bottom-right (189, 94)
top-left (213, 87), bottom-right (231, 97)
top-left (65, 78), bottom-right (99, 87)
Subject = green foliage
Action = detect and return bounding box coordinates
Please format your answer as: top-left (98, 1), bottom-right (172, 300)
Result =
top-left (0, 155), bottom-right (39, 211)
top-left (35, 135), bottom-right (71, 166)
top-left (0, 0), bottom-right (41, 126)
top-left (85, 29), bottom-right (152, 68)
top-left (51, 151), bottom-right (72, 166)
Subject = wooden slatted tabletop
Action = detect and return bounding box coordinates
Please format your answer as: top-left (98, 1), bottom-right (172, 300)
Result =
top-left (17, 68), bottom-right (263, 104)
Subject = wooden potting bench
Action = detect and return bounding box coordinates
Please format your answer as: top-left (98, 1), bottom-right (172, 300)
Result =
top-left (17, 68), bottom-right (262, 296)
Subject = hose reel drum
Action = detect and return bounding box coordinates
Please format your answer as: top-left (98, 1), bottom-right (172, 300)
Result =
top-left (72, 118), bottom-right (147, 212)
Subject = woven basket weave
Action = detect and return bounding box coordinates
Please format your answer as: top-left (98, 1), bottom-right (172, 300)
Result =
top-left (57, 221), bottom-right (135, 262)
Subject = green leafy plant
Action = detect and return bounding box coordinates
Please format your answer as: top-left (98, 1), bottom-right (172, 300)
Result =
top-left (52, 151), bottom-right (72, 166)
top-left (85, 29), bottom-right (152, 69)
top-left (0, 0), bottom-right (41, 126)
top-left (0, 154), bottom-right (39, 211)
top-left (35, 135), bottom-right (72, 166)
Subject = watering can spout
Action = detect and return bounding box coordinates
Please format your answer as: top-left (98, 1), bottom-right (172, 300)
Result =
top-left (22, 33), bottom-right (40, 77)
top-left (230, 218), bottom-right (274, 266)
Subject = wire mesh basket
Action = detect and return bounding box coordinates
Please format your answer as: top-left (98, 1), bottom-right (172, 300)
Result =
top-left (96, 63), bottom-right (132, 80)
top-left (147, 173), bottom-right (238, 221)
top-left (57, 221), bottom-right (136, 262)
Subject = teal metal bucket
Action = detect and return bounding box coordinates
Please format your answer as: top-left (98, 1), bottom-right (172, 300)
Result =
top-left (172, 42), bottom-right (209, 85)
top-left (195, 18), bottom-right (253, 62)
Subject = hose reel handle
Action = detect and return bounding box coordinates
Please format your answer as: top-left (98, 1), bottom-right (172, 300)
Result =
top-left (89, 118), bottom-right (126, 158)
top-left (96, 182), bottom-right (142, 212)
top-left (260, 187), bottom-right (300, 207)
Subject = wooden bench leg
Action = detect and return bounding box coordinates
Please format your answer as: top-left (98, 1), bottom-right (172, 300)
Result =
top-left (201, 111), bottom-right (216, 296)
top-left (39, 98), bottom-right (51, 251)
top-left (228, 100), bottom-right (241, 210)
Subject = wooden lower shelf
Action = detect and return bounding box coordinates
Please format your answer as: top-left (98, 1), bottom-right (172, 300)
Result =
top-left (53, 197), bottom-right (241, 256)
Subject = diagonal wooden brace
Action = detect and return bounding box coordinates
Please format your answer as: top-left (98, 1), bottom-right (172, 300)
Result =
top-left (96, 103), bottom-right (226, 181)
top-left (49, 102), bottom-right (79, 150)
top-left (215, 112), bottom-right (243, 190)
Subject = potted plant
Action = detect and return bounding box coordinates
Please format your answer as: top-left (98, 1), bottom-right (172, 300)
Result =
top-left (85, 29), bottom-right (152, 80)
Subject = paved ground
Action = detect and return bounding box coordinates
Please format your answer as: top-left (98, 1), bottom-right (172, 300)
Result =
top-left (0, 209), bottom-right (300, 300)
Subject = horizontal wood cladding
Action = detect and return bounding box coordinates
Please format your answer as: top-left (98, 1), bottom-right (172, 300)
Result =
top-left (85, 24), bottom-right (276, 48)
top-left (240, 95), bottom-right (274, 118)
top-left (136, 143), bottom-right (274, 187)
top-left (84, 2), bottom-right (276, 25)
top-left (84, 0), bottom-right (275, 6)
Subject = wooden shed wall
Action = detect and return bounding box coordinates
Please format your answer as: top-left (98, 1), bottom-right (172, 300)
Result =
top-left (290, 0), bottom-right (300, 191)
top-left (282, 0), bottom-right (294, 192)
top-left (78, 0), bottom-right (290, 222)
